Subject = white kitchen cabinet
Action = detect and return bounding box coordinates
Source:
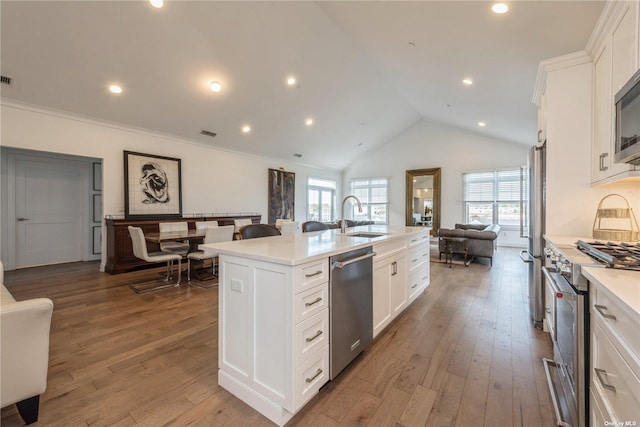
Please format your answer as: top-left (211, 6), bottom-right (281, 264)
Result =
top-left (372, 238), bottom-right (407, 338)
top-left (374, 251), bottom-right (407, 334)
top-left (590, 0), bottom-right (640, 185)
top-left (590, 279), bottom-right (640, 425)
top-left (389, 252), bottom-right (407, 317)
top-left (407, 230), bottom-right (430, 303)
top-left (218, 255), bottom-right (329, 426)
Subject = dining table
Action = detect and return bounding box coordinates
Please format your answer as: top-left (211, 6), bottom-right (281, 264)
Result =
top-left (144, 228), bottom-right (207, 253)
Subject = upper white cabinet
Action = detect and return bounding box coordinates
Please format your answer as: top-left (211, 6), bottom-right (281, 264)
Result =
top-left (589, 1), bottom-right (640, 185)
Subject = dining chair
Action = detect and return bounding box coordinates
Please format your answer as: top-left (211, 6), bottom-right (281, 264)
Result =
top-left (302, 221), bottom-right (329, 232)
top-left (233, 218), bottom-right (252, 239)
top-left (158, 221), bottom-right (190, 256)
top-left (195, 221), bottom-right (218, 230)
top-left (280, 221), bottom-right (299, 236)
top-left (239, 224), bottom-right (281, 239)
top-left (128, 226), bottom-right (182, 293)
top-left (186, 225), bottom-right (234, 287)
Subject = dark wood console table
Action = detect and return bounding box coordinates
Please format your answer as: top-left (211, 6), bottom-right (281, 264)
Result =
top-left (105, 213), bottom-right (261, 274)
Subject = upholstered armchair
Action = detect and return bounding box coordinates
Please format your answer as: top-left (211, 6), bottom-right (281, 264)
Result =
top-left (0, 261), bottom-right (54, 424)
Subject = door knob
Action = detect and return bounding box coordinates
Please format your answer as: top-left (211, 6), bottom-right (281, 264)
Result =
top-left (17, 217), bottom-right (30, 221)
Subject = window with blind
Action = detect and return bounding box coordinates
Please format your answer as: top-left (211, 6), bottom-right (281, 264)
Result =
top-left (462, 168), bottom-right (527, 228)
top-left (349, 178), bottom-right (389, 224)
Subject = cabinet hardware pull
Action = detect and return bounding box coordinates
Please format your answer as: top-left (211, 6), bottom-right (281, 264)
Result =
top-left (422, 253), bottom-right (428, 257)
top-left (332, 252), bottom-right (377, 269)
top-left (594, 304), bottom-right (617, 320)
top-left (305, 368), bottom-right (323, 383)
top-left (411, 258), bottom-right (418, 262)
top-left (599, 153), bottom-right (609, 171)
top-left (594, 368), bottom-right (616, 392)
top-left (391, 261), bottom-right (397, 276)
top-left (411, 284), bottom-right (418, 289)
top-left (304, 297), bottom-right (322, 307)
top-left (16, 217), bottom-right (30, 221)
top-left (305, 270), bottom-right (323, 278)
top-left (422, 276), bottom-right (428, 280)
top-left (305, 330), bottom-right (323, 342)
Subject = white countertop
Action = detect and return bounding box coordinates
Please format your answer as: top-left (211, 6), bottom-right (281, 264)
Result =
top-left (200, 225), bottom-right (430, 266)
top-left (543, 234), bottom-right (594, 248)
top-left (581, 266), bottom-right (640, 318)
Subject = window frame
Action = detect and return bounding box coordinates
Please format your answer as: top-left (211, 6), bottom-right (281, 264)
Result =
top-left (307, 177), bottom-right (336, 222)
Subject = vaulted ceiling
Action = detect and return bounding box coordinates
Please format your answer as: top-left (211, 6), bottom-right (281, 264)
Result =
top-left (0, 1), bottom-right (604, 170)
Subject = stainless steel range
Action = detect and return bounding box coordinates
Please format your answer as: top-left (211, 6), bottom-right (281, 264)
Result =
top-left (542, 238), bottom-right (640, 427)
top-left (576, 240), bottom-right (640, 270)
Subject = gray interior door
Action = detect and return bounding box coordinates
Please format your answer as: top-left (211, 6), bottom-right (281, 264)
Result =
top-left (15, 158), bottom-right (84, 267)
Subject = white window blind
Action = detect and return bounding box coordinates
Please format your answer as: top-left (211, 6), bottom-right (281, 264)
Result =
top-left (349, 178), bottom-right (389, 224)
top-left (463, 168), bottom-right (527, 228)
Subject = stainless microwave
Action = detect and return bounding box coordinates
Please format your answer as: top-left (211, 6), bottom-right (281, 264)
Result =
top-left (615, 68), bottom-right (640, 165)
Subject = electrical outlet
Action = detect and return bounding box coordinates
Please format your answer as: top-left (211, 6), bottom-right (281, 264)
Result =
top-left (231, 279), bottom-right (244, 293)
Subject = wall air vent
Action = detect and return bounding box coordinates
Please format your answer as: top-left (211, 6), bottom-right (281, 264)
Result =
top-left (200, 130), bottom-right (217, 138)
top-left (1, 75), bottom-right (12, 85)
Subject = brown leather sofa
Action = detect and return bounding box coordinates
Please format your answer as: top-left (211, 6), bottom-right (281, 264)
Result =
top-left (438, 223), bottom-right (501, 266)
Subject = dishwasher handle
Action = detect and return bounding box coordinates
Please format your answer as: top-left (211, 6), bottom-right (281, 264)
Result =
top-left (332, 252), bottom-right (377, 269)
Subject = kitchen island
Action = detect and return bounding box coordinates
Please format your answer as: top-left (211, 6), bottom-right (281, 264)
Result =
top-left (200, 225), bottom-right (430, 426)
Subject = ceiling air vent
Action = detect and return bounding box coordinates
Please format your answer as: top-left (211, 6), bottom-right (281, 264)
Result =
top-left (200, 130), bottom-right (217, 138)
top-left (0, 75), bottom-right (12, 85)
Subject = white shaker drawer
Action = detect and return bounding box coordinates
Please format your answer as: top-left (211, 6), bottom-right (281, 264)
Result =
top-left (592, 321), bottom-right (640, 423)
top-left (294, 283), bottom-right (328, 324)
top-left (592, 286), bottom-right (640, 375)
top-left (409, 263), bottom-right (429, 289)
top-left (408, 231), bottom-right (430, 247)
top-left (407, 244), bottom-right (429, 271)
top-left (295, 310), bottom-right (329, 363)
top-left (373, 239), bottom-right (405, 260)
top-left (293, 259), bottom-right (328, 294)
top-left (294, 345), bottom-right (328, 412)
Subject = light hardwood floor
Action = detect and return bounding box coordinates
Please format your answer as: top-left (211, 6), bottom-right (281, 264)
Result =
top-left (1, 247), bottom-right (555, 426)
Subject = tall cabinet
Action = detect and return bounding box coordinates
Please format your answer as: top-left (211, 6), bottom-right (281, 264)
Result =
top-left (532, 52), bottom-right (595, 236)
top-left (588, 0), bottom-right (640, 185)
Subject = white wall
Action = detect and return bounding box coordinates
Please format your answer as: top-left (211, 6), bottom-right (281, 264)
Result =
top-left (1, 102), bottom-right (342, 269)
top-left (343, 118), bottom-right (531, 246)
top-left (545, 62), bottom-right (640, 239)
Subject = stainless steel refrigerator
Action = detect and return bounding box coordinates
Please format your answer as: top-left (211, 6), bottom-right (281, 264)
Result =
top-left (521, 142), bottom-right (546, 329)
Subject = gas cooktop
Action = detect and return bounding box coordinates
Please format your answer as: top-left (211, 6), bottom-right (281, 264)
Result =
top-left (576, 240), bottom-right (640, 271)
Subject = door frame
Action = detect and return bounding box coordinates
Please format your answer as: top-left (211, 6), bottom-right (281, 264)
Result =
top-left (1, 147), bottom-right (102, 270)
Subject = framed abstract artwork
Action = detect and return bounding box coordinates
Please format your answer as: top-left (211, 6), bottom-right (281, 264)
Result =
top-left (124, 151), bottom-right (182, 218)
top-left (268, 168), bottom-right (295, 224)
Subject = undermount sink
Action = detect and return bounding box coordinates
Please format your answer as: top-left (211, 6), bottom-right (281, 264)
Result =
top-left (342, 232), bottom-right (388, 238)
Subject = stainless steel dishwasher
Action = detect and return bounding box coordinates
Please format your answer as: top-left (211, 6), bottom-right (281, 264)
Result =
top-left (329, 246), bottom-right (375, 380)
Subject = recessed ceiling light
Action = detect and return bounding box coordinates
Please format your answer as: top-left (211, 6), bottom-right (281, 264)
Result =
top-left (462, 78), bottom-right (473, 85)
top-left (108, 84), bottom-right (122, 94)
top-left (478, 121), bottom-right (487, 127)
top-left (209, 81), bottom-right (222, 92)
top-left (305, 118), bottom-right (314, 126)
top-left (242, 125), bottom-right (251, 133)
top-left (287, 76), bottom-right (296, 86)
top-left (492, 3), bottom-right (508, 14)
top-left (149, 0), bottom-right (163, 8)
